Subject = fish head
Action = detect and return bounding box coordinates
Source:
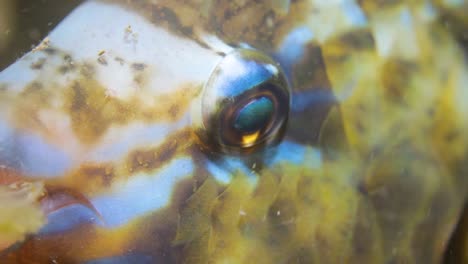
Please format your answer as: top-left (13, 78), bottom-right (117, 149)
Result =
top-left (0, 0), bottom-right (467, 263)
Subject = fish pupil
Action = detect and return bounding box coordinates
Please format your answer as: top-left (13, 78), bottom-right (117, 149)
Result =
top-left (233, 96), bottom-right (274, 134)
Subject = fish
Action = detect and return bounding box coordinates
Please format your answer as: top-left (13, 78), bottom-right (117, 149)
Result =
top-left (0, 0), bottom-right (467, 263)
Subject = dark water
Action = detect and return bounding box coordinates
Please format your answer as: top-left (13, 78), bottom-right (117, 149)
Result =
top-left (0, 0), bottom-right (82, 70)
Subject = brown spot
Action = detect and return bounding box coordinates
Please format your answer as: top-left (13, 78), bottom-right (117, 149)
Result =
top-left (57, 65), bottom-right (71, 74)
top-left (57, 64), bottom-right (76, 74)
top-left (60, 55), bottom-right (76, 73)
top-left (60, 164), bottom-right (115, 194)
top-left (380, 59), bottom-right (418, 103)
top-left (42, 47), bottom-right (58, 55)
top-left (80, 164), bottom-right (115, 187)
top-left (131, 63), bottom-right (146, 71)
top-left (337, 29), bottom-right (375, 51)
top-left (30, 58), bottom-right (47, 70)
top-left (140, 84), bottom-right (202, 121)
top-left (297, 176), bottom-right (315, 204)
top-left (125, 25), bottom-right (132, 33)
top-left (8, 81), bottom-right (54, 134)
top-left (97, 55), bottom-right (108, 65)
top-left (64, 80), bottom-right (132, 143)
top-left (18, 81), bottom-right (49, 107)
top-left (355, 120), bottom-right (365, 134)
top-left (357, 181), bottom-right (369, 195)
top-left (133, 73), bottom-right (146, 87)
top-left (223, 8), bottom-right (234, 20)
top-left (114, 56), bottom-right (125, 65)
top-left (168, 104), bottom-right (180, 118)
top-left (152, 5), bottom-right (194, 36)
top-left (426, 107), bottom-right (435, 117)
top-left (63, 54), bottom-right (73, 63)
top-left (128, 131), bottom-right (190, 172)
top-left (80, 63), bottom-right (96, 78)
top-left (445, 130), bottom-right (460, 143)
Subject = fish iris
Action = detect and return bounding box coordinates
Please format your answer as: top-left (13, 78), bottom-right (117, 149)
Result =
top-left (233, 96), bottom-right (274, 134)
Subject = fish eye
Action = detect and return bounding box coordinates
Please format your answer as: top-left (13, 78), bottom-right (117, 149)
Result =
top-left (193, 48), bottom-right (291, 153)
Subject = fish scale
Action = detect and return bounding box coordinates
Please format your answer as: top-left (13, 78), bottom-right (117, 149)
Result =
top-left (0, 0), bottom-right (467, 263)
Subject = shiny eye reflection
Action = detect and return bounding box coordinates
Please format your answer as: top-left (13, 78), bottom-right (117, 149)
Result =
top-left (194, 48), bottom-right (291, 153)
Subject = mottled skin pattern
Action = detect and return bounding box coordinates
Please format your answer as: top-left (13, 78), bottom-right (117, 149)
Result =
top-left (0, 0), bottom-right (467, 263)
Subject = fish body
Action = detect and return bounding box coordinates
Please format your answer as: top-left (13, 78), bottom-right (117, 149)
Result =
top-left (0, 0), bottom-right (467, 263)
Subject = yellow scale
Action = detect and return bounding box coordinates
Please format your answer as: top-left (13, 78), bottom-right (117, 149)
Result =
top-left (0, 0), bottom-right (466, 263)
